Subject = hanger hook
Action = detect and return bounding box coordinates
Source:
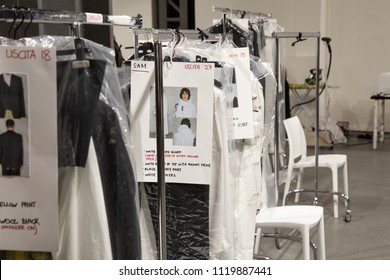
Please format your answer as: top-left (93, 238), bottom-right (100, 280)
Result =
top-left (13, 7), bottom-right (25, 39)
top-left (291, 32), bottom-right (307, 47)
top-left (23, 8), bottom-right (33, 37)
top-left (7, 6), bottom-right (17, 39)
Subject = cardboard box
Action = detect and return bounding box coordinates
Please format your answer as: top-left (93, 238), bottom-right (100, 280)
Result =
top-left (305, 130), bottom-right (333, 148)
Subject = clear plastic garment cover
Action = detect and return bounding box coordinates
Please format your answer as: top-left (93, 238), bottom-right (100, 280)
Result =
top-left (21, 36), bottom-right (141, 260)
top-left (132, 36), bottom-right (276, 259)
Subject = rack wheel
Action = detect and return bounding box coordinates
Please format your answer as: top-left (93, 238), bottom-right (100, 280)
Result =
top-left (344, 212), bottom-right (352, 223)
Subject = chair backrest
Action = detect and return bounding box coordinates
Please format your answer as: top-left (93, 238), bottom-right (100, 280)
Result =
top-left (283, 116), bottom-right (307, 162)
top-left (379, 72), bottom-right (390, 94)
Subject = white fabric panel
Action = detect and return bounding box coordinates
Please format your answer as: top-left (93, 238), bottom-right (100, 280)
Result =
top-left (53, 140), bottom-right (112, 260)
top-left (209, 87), bottom-right (235, 260)
top-left (234, 76), bottom-right (265, 259)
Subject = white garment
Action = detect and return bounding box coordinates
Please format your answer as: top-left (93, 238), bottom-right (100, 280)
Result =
top-left (53, 140), bottom-right (112, 260)
top-left (175, 99), bottom-right (196, 118)
top-left (173, 124), bottom-right (195, 146)
top-left (139, 182), bottom-right (158, 259)
top-left (209, 87), bottom-right (235, 260)
top-left (150, 94), bottom-right (169, 136)
top-left (234, 76), bottom-right (265, 259)
top-left (3, 73), bottom-right (11, 86)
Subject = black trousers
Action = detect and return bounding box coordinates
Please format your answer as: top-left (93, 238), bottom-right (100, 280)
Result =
top-left (2, 168), bottom-right (20, 176)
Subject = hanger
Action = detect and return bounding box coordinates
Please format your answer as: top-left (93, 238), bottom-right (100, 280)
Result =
top-left (173, 29), bottom-right (185, 48)
top-left (56, 23), bottom-right (91, 60)
top-left (291, 32), bottom-right (307, 47)
top-left (196, 28), bottom-right (209, 41)
top-left (13, 7), bottom-right (25, 39)
top-left (23, 8), bottom-right (33, 37)
top-left (7, 7), bottom-right (17, 39)
top-left (74, 37), bottom-right (87, 60)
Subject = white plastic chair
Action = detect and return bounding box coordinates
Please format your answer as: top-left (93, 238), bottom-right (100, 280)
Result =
top-left (253, 205), bottom-right (326, 260)
top-left (282, 116), bottom-right (349, 219)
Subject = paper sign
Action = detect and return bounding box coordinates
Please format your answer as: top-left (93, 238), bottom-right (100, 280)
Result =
top-left (220, 47), bottom-right (254, 139)
top-left (131, 61), bottom-right (214, 184)
top-left (0, 46), bottom-right (58, 252)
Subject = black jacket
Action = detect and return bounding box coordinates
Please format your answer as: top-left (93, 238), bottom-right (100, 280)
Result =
top-left (57, 57), bottom-right (141, 260)
top-left (0, 130), bottom-right (23, 170)
top-left (0, 74), bottom-right (26, 119)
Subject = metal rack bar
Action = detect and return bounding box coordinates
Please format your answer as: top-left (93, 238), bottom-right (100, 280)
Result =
top-left (212, 5), bottom-right (272, 19)
top-left (130, 28), bottom-right (220, 41)
top-left (129, 28), bottom-right (221, 58)
top-left (0, 6), bottom-right (142, 27)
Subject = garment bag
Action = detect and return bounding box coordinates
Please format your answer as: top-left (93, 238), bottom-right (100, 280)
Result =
top-left (23, 36), bottom-right (141, 260)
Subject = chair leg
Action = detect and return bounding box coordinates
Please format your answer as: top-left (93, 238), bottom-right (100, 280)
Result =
top-left (373, 99), bottom-right (378, 149)
top-left (343, 161), bottom-right (349, 207)
top-left (283, 167), bottom-right (293, 205)
top-left (380, 100), bottom-right (385, 143)
top-left (318, 214), bottom-right (326, 259)
top-left (253, 227), bottom-right (262, 255)
top-left (331, 167), bottom-right (339, 218)
top-left (295, 168), bottom-right (304, 203)
top-left (301, 226), bottom-right (311, 260)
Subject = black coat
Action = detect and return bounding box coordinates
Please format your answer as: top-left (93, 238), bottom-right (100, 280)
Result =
top-left (0, 130), bottom-right (23, 171)
top-left (57, 58), bottom-right (141, 260)
top-left (0, 74), bottom-right (26, 119)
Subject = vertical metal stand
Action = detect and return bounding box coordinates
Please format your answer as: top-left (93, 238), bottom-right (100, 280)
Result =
top-left (314, 35), bottom-right (321, 204)
top-left (154, 41), bottom-right (167, 260)
top-left (274, 35), bottom-right (280, 199)
top-left (273, 32), bottom-right (321, 198)
top-left (133, 32), bottom-right (139, 59)
top-left (275, 32), bottom-right (351, 222)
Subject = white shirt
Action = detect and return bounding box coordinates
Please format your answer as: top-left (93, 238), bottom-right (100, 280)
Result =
top-left (3, 73), bottom-right (11, 86)
top-left (175, 99), bottom-right (196, 118)
top-left (173, 124), bottom-right (195, 146)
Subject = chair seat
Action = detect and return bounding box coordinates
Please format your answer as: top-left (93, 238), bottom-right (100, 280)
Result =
top-left (255, 205), bottom-right (326, 259)
top-left (256, 205), bottom-right (323, 228)
top-left (295, 154), bottom-right (346, 169)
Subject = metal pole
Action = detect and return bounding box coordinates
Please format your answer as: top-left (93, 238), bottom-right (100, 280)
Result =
top-left (314, 34), bottom-right (321, 204)
top-left (274, 35), bottom-right (280, 199)
top-left (133, 31), bottom-right (139, 59)
top-left (222, 13), bottom-right (227, 42)
top-left (154, 41), bottom-right (167, 260)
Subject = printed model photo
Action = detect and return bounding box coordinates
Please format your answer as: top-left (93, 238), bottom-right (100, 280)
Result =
top-left (0, 73), bottom-right (27, 119)
top-left (149, 86), bottom-right (198, 145)
top-left (173, 118), bottom-right (196, 147)
top-left (0, 119), bottom-right (24, 176)
top-left (0, 72), bottom-right (30, 177)
top-left (174, 87), bottom-right (197, 118)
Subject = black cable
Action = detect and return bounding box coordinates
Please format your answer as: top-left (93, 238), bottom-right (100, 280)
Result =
top-left (290, 37), bottom-right (332, 113)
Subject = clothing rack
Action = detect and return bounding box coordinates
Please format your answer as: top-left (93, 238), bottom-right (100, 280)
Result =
top-left (212, 5), bottom-right (272, 19)
top-left (211, 6), bottom-right (271, 44)
top-left (0, 5), bottom-right (144, 259)
top-left (129, 28), bottom-right (221, 59)
top-left (130, 28), bottom-right (220, 260)
top-left (0, 6), bottom-right (142, 27)
top-left (274, 32), bottom-right (351, 222)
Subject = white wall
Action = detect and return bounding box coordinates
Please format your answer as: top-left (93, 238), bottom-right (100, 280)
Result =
top-left (113, 0), bottom-right (390, 132)
top-left (195, 0), bottom-right (390, 132)
top-left (326, 0), bottom-right (390, 132)
top-left (112, 0), bottom-right (153, 59)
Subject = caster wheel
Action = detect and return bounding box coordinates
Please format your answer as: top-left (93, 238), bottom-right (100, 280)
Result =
top-left (344, 212), bottom-right (352, 223)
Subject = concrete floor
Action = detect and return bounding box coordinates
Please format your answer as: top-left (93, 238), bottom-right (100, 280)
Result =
top-left (257, 133), bottom-right (390, 260)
